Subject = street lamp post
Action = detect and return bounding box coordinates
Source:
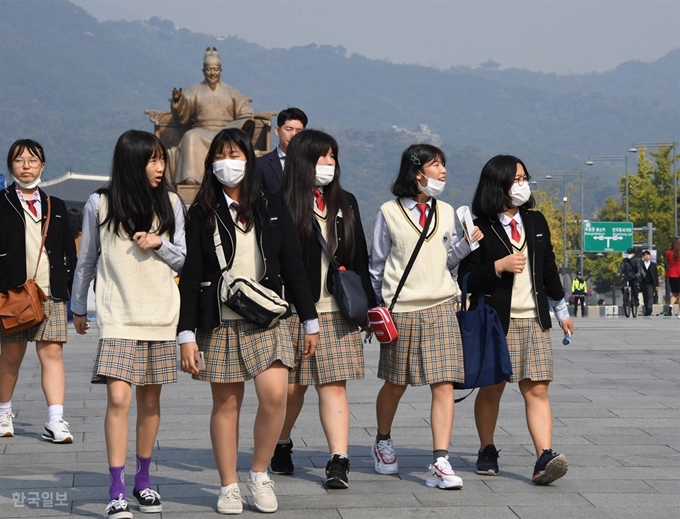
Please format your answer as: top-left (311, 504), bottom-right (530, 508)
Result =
top-left (549, 170), bottom-right (584, 274)
top-left (585, 155), bottom-right (629, 221)
top-left (629, 141), bottom-right (678, 237)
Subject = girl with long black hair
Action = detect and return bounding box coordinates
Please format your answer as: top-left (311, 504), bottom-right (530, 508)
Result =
top-left (270, 129), bottom-right (375, 489)
top-left (71, 129), bottom-right (186, 518)
top-left (178, 128), bottom-right (318, 514)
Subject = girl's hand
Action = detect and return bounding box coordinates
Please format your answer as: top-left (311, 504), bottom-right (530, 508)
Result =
top-left (73, 315), bottom-right (89, 335)
top-left (302, 333), bottom-right (319, 359)
top-left (180, 342), bottom-right (200, 374)
top-left (133, 232), bottom-right (162, 250)
top-left (468, 226), bottom-right (484, 242)
top-left (560, 316), bottom-right (574, 336)
top-left (495, 253), bottom-right (526, 274)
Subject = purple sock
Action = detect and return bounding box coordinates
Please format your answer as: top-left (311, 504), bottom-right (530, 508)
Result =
top-left (109, 466), bottom-right (126, 501)
top-left (135, 455), bottom-right (152, 491)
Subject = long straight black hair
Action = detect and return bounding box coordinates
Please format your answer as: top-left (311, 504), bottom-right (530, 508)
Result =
top-left (280, 129), bottom-right (356, 262)
top-left (98, 130), bottom-right (176, 239)
top-left (192, 128), bottom-right (261, 233)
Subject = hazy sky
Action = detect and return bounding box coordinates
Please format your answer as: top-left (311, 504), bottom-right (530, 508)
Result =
top-left (70, 0), bottom-right (678, 74)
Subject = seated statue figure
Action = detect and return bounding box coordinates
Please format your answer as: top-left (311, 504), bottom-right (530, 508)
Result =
top-left (171, 47), bottom-right (254, 183)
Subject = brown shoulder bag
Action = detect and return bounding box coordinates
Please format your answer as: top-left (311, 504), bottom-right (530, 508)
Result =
top-left (0, 197), bottom-right (51, 334)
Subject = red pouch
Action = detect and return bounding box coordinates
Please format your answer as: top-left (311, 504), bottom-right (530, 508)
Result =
top-left (367, 306), bottom-right (398, 343)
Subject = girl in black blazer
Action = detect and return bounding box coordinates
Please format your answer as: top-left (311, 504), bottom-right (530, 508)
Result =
top-left (0, 139), bottom-right (76, 443)
top-left (459, 155), bottom-right (574, 485)
top-left (272, 129), bottom-right (376, 489)
top-left (178, 128), bottom-right (318, 514)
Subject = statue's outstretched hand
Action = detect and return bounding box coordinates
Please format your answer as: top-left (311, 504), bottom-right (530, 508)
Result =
top-left (172, 87), bottom-right (183, 102)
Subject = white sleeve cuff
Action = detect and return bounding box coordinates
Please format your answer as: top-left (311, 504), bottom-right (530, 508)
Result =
top-left (302, 319), bottom-right (319, 335)
top-left (177, 330), bottom-right (196, 344)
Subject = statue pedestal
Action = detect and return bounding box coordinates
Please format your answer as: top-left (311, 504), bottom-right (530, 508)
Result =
top-left (177, 184), bottom-right (200, 205)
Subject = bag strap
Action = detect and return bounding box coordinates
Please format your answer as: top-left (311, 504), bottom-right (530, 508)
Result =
top-left (212, 215), bottom-right (230, 274)
top-left (32, 196), bottom-right (51, 281)
top-left (454, 272), bottom-right (486, 404)
top-left (312, 219), bottom-right (341, 270)
top-left (387, 198), bottom-right (436, 312)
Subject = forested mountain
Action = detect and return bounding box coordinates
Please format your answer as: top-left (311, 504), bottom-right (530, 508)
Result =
top-left (1, 0), bottom-right (678, 222)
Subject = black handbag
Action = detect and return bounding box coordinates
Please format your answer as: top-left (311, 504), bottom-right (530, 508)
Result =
top-left (313, 220), bottom-right (368, 326)
top-left (454, 273), bottom-right (513, 402)
top-left (213, 215), bottom-right (289, 328)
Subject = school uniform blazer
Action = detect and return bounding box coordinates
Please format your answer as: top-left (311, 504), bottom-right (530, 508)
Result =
top-left (256, 149), bottom-right (283, 193)
top-left (177, 192), bottom-right (318, 333)
top-left (458, 209), bottom-right (564, 334)
top-left (0, 184), bottom-right (76, 299)
top-left (306, 191), bottom-right (377, 307)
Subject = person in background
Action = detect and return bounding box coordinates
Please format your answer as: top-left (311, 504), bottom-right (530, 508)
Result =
top-left (664, 237), bottom-right (680, 318)
top-left (618, 247), bottom-right (642, 313)
top-left (458, 154), bottom-right (573, 485)
top-left (570, 272), bottom-right (587, 317)
top-left (0, 139), bottom-right (76, 444)
top-left (597, 294), bottom-right (605, 306)
top-left (257, 107), bottom-right (308, 192)
top-left (66, 207), bottom-right (83, 323)
top-left (640, 250), bottom-right (659, 316)
top-left (71, 130), bottom-right (186, 518)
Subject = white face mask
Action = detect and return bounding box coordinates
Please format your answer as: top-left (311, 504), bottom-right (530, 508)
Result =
top-left (212, 159), bottom-right (246, 187)
top-left (419, 176), bottom-right (446, 197)
top-left (510, 182), bottom-right (531, 207)
top-left (315, 165), bottom-right (335, 186)
top-left (627, 254), bottom-right (635, 260)
top-left (14, 175), bottom-right (42, 190)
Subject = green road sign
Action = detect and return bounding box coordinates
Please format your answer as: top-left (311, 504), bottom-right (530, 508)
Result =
top-left (583, 221), bottom-right (633, 252)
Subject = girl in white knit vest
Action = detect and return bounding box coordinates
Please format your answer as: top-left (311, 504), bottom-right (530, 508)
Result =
top-left (71, 130), bottom-right (186, 519)
top-left (368, 144), bottom-right (483, 489)
top-left (459, 155), bottom-right (574, 485)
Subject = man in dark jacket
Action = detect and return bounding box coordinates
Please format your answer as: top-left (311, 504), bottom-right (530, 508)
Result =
top-left (640, 250), bottom-right (659, 316)
top-left (618, 247), bottom-right (642, 308)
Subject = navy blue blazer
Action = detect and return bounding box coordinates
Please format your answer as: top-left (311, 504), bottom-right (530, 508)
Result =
top-left (256, 149), bottom-right (283, 193)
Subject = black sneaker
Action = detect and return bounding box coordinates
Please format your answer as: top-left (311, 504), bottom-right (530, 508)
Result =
top-left (325, 454), bottom-right (350, 489)
top-left (105, 494), bottom-right (133, 519)
top-left (532, 448), bottom-right (568, 485)
top-left (476, 444), bottom-right (500, 475)
top-left (270, 440), bottom-right (294, 475)
top-left (133, 487), bottom-right (162, 513)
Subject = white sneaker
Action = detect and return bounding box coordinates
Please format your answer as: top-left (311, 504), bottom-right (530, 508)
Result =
top-left (217, 484), bottom-right (243, 515)
top-left (246, 473), bottom-right (277, 513)
top-left (42, 419), bottom-right (73, 443)
top-left (426, 456), bottom-right (463, 489)
top-left (0, 411), bottom-right (14, 437)
top-left (372, 439), bottom-right (399, 474)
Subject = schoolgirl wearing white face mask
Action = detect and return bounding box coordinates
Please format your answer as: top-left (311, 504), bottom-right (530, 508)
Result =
top-left (458, 155), bottom-right (574, 486)
top-left (273, 129), bottom-right (376, 489)
top-left (178, 128), bottom-right (319, 514)
top-left (368, 144), bottom-right (483, 490)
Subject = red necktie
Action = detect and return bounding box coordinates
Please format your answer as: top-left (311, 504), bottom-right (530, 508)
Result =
top-left (232, 203), bottom-right (246, 225)
top-left (314, 189), bottom-right (325, 211)
top-left (25, 200), bottom-right (38, 217)
top-left (509, 219), bottom-right (521, 242)
top-left (416, 203), bottom-right (428, 228)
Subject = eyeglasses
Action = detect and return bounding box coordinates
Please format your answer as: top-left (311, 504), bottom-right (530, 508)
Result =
top-left (13, 157), bottom-right (42, 168)
top-left (514, 175), bottom-right (529, 186)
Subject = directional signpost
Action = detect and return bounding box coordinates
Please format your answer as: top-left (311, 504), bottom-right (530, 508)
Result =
top-left (583, 221), bottom-right (633, 252)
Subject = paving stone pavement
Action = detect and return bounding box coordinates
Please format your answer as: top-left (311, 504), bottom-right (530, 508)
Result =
top-left (1, 316), bottom-right (679, 518)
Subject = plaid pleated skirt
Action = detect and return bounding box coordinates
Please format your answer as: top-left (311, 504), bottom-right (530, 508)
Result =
top-left (0, 299), bottom-right (67, 344)
top-left (194, 319), bottom-right (295, 383)
top-left (286, 311), bottom-right (364, 385)
top-left (91, 338), bottom-right (178, 385)
top-left (506, 318), bottom-right (553, 382)
top-left (378, 300), bottom-right (464, 386)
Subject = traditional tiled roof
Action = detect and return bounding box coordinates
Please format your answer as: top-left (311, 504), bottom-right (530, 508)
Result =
top-left (40, 171), bottom-right (109, 205)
